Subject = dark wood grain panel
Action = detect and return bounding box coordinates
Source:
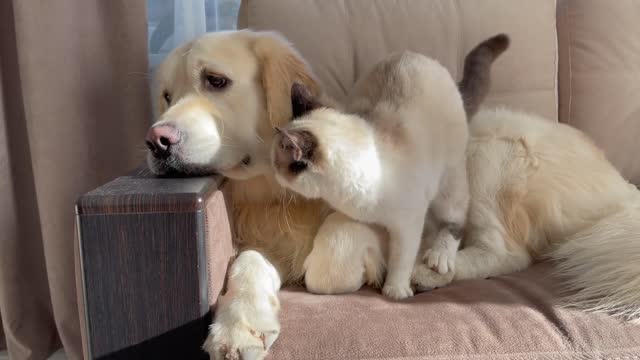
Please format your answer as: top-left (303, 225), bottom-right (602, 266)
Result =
top-left (77, 210), bottom-right (209, 358)
top-left (76, 167), bottom-right (225, 215)
top-left (75, 165), bottom-right (229, 359)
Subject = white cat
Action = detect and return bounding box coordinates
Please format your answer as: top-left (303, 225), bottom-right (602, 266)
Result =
top-left (271, 49), bottom-right (472, 300)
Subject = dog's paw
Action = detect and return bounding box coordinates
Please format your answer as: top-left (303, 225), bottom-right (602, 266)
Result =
top-left (203, 318), bottom-right (279, 360)
top-left (204, 321), bottom-right (277, 360)
top-left (411, 263), bottom-right (455, 292)
top-left (382, 282), bottom-right (414, 300)
top-left (423, 247), bottom-right (456, 274)
top-left (203, 296), bottom-right (280, 360)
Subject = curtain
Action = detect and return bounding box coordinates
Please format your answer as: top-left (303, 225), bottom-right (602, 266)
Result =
top-left (0, 1), bottom-right (151, 359)
top-left (147, 0), bottom-right (241, 71)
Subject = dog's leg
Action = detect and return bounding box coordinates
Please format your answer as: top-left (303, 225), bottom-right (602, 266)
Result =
top-left (203, 250), bottom-right (281, 360)
top-left (423, 161), bottom-right (470, 274)
top-left (455, 246), bottom-right (531, 281)
top-left (304, 211), bottom-right (386, 294)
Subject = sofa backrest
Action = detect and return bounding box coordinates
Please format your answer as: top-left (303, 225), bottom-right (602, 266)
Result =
top-left (557, 0), bottom-right (640, 184)
top-left (240, 0), bottom-right (640, 184)
top-left (239, 0), bottom-right (559, 121)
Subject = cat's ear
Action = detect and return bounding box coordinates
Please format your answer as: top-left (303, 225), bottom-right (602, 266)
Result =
top-left (291, 82), bottom-right (320, 119)
top-left (274, 127), bottom-right (303, 161)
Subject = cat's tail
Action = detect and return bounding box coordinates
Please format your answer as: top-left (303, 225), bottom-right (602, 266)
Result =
top-left (549, 203), bottom-right (640, 324)
top-left (458, 34), bottom-right (510, 119)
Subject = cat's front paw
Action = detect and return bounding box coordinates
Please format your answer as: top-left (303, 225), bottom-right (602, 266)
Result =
top-left (382, 282), bottom-right (414, 300)
top-left (423, 247), bottom-right (456, 274)
top-left (423, 230), bottom-right (459, 274)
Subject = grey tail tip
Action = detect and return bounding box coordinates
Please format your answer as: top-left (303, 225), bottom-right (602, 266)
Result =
top-left (484, 33), bottom-right (510, 55)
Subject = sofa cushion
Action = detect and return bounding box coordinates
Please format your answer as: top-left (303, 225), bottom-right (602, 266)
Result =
top-left (557, 0), bottom-right (640, 184)
top-left (271, 264), bottom-right (640, 359)
top-left (239, 0), bottom-right (559, 121)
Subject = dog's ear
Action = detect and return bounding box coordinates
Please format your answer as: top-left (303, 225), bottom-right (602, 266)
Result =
top-left (291, 82), bottom-right (320, 119)
top-left (253, 32), bottom-right (319, 127)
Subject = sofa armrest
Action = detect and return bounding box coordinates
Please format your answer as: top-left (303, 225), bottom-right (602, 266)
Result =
top-left (75, 166), bottom-right (233, 359)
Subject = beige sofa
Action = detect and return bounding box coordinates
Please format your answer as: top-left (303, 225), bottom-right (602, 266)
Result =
top-left (75, 1), bottom-right (640, 359)
top-left (237, 0), bottom-right (640, 358)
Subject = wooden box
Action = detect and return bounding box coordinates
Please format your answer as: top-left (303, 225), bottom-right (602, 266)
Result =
top-left (75, 168), bottom-right (233, 359)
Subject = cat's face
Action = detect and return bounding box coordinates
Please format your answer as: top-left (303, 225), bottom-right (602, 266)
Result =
top-left (271, 83), bottom-right (345, 199)
top-left (271, 110), bottom-right (329, 199)
top-left (271, 83), bottom-right (378, 202)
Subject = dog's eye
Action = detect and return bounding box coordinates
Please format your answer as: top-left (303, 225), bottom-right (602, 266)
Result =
top-left (162, 91), bottom-right (171, 105)
top-left (204, 74), bottom-right (230, 90)
top-left (289, 161), bottom-right (308, 174)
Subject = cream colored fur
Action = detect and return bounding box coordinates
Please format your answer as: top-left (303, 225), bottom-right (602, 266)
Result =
top-left (149, 30), bottom-right (382, 360)
top-left (149, 30), bottom-right (640, 360)
top-left (272, 52), bottom-right (469, 299)
top-left (412, 108), bottom-right (640, 325)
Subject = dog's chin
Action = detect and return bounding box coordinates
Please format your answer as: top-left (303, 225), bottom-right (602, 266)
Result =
top-left (146, 154), bottom-right (217, 178)
top-left (146, 152), bottom-right (266, 180)
top-left (221, 157), bottom-right (272, 180)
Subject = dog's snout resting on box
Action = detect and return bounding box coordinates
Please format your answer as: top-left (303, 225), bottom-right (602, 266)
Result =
top-left (145, 124), bottom-right (181, 159)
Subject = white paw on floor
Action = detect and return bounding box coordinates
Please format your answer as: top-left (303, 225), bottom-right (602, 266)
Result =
top-left (382, 282), bottom-right (414, 300)
top-left (203, 290), bottom-right (280, 360)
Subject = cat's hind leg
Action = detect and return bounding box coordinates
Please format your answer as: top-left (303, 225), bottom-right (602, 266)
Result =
top-left (423, 161), bottom-right (470, 274)
top-left (413, 228), bottom-right (532, 291)
top-left (414, 185), bottom-right (533, 291)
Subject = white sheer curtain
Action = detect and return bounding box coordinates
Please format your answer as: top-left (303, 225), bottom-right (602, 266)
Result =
top-left (147, 0), bottom-right (241, 71)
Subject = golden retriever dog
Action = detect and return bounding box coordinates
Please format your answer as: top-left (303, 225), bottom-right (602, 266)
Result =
top-left (145, 30), bottom-right (640, 360)
top-left (146, 30), bottom-right (381, 359)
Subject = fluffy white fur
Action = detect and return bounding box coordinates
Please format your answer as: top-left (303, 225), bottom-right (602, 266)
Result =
top-left (412, 107), bottom-right (640, 325)
top-left (271, 52), bottom-right (469, 299)
top-left (551, 208), bottom-right (640, 322)
top-left (202, 250), bottom-right (281, 359)
top-left (148, 30), bottom-right (640, 359)
top-left (147, 30), bottom-right (335, 359)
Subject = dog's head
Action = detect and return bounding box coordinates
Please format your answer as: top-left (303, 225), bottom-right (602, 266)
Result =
top-left (145, 30), bottom-right (319, 179)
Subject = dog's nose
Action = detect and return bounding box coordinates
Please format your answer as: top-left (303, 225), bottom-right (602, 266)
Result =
top-left (145, 125), bottom-right (180, 159)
